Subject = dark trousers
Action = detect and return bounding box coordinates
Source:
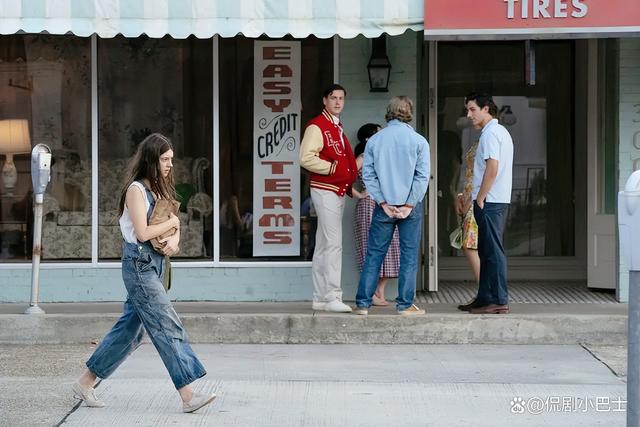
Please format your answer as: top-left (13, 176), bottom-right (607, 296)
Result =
top-left (473, 201), bottom-right (509, 306)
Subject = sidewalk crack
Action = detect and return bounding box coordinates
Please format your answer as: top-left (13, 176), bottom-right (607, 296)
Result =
top-left (55, 379), bottom-right (102, 426)
top-left (580, 343), bottom-right (622, 378)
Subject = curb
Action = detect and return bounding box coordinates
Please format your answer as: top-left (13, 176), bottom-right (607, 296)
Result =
top-left (0, 312), bottom-right (627, 345)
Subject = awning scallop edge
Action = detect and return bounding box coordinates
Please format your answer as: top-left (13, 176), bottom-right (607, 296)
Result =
top-left (0, 0), bottom-right (424, 39)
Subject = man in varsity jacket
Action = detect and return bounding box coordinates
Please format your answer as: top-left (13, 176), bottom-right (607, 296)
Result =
top-left (299, 84), bottom-right (357, 313)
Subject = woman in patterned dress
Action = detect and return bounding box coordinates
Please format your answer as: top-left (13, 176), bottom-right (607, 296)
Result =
top-left (353, 123), bottom-right (400, 306)
top-left (456, 140), bottom-right (480, 310)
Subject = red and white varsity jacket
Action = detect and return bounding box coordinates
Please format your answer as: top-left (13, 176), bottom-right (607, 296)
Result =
top-left (299, 109), bottom-right (358, 197)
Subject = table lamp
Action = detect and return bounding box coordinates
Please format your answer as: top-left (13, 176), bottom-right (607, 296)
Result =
top-left (0, 119), bottom-right (31, 194)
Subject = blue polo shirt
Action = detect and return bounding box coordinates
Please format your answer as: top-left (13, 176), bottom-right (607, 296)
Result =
top-left (472, 119), bottom-right (514, 203)
top-left (362, 120), bottom-right (430, 207)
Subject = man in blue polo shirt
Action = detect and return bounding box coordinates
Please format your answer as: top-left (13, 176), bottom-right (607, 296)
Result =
top-left (353, 96), bottom-right (430, 316)
top-left (462, 93), bottom-right (514, 314)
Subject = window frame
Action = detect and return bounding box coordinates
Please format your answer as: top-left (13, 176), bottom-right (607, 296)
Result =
top-left (1, 33), bottom-right (330, 268)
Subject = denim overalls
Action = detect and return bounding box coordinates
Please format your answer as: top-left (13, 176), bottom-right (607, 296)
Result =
top-left (86, 184), bottom-right (206, 389)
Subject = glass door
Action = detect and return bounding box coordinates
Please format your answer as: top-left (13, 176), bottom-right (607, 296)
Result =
top-left (434, 40), bottom-right (578, 282)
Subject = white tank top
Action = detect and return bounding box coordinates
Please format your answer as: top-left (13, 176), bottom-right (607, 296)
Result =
top-left (119, 181), bottom-right (151, 244)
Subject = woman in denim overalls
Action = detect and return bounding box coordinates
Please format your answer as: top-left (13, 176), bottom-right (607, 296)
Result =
top-left (72, 134), bottom-right (216, 413)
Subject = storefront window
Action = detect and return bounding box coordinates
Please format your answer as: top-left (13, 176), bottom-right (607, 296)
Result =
top-left (98, 36), bottom-right (213, 260)
top-left (0, 35), bottom-right (91, 262)
top-left (437, 41), bottom-right (575, 257)
top-left (219, 36), bottom-right (332, 261)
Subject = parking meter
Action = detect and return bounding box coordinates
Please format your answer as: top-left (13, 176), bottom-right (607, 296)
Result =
top-left (25, 143), bottom-right (51, 315)
top-left (619, 170), bottom-right (640, 270)
top-left (30, 144), bottom-right (52, 203)
top-left (620, 169), bottom-right (640, 426)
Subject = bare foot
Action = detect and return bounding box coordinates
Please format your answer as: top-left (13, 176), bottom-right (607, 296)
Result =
top-left (372, 293), bottom-right (389, 306)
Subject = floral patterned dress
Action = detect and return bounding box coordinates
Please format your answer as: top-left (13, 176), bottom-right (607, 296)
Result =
top-left (461, 141), bottom-right (479, 249)
top-left (354, 168), bottom-right (400, 277)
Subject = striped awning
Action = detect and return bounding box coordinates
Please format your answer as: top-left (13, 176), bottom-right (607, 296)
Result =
top-left (0, 0), bottom-right (424, 39)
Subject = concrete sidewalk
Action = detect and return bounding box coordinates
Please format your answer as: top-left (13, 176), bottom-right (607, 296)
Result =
top-left (0, 302), bottom-right (628, 345)
top-left (0, 343), bottom-right (627, 427)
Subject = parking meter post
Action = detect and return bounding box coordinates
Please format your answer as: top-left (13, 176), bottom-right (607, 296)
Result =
top-left (25, 144), bottom-right (51, 315)
top-left (619, 170), bottom-right (640, 426)
top-left (630, 271), bottom-right (640, 426)
top-left (24, 193), bottom-right (44, 315)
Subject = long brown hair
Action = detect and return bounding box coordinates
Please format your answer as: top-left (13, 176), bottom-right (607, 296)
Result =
top-left (117, 133), bottom-right (176, 217)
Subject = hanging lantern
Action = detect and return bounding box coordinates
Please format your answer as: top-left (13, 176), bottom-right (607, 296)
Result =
top-left (367, 35), bottom-right (392, 92)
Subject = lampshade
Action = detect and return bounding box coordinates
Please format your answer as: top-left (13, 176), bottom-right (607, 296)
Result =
top-left (0, 119), bottom-right (31, 155)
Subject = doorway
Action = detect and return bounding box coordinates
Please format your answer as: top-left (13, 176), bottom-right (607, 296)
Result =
top-left (425, 40), bottom-right (588, 290)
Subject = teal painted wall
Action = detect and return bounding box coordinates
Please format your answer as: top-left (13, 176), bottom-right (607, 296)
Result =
top-left (1, 265), bottom-right (314, 302)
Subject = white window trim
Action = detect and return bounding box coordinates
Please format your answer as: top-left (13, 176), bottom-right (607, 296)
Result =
top-left (215, 261), bottom-right (313, 268)
top-left (333, 35), bottom-right (340, 82)
top-left (91, 34), bottom-right (99, 266)
top-left (0, 260), bottom-right (313, 269)
top-left (213, 35), bottom-right (221, 266)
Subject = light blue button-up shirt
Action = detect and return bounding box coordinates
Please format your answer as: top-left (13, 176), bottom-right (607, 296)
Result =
top-left (472, 119), bottom-right (514, 203)
top-left (363, 120), bottom-right (430, 207)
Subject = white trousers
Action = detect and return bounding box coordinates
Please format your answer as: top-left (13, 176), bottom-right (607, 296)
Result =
top-left (310, 188), bottom-right (346, 303)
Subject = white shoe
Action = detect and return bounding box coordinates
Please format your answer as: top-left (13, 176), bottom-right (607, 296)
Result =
top-left (72, 381), bottom-right (105, 408)
top-left (324, 300), bottom-right (352, 313)
top-left (352, 306), bottom-right (368, 315)
top-left (311, 302), bottom-right (326, 311)
top-left (183, 392), bottom-right (216, 413)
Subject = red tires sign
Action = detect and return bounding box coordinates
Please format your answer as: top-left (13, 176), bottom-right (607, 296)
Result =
top-left (424, 0), bottom-right (640, 36)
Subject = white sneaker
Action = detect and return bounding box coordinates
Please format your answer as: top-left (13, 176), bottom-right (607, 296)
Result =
top-left (324, 300), bottom-right (352, 313)
top-left (182, 392), bottom-right (216, 413)
top-left (72, 381), bottom-right (106, 408)
top-left (311, 302), bottom-right (326, 311)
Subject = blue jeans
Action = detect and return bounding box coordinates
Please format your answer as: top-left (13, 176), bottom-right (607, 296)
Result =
top-left (356, 202), bottom-right (423, 311)
top-left (86, 242), bottom-right (206, 390)
top-left (473, 201), bottom-right (509, 306)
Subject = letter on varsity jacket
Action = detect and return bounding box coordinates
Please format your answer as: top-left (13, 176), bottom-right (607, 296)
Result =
top-left (299, 124), bottom-right (333, 175)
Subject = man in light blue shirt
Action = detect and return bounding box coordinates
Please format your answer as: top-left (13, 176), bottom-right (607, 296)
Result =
top-left (471, 119), bottom-right (513, 204)
top-left (463, 93), bottom-right (514, 314)
top-left (354, 96), bottom-right (430, 315)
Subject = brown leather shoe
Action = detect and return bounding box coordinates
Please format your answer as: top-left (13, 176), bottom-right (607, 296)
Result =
top-left (470, 304), bottom-right (510, 314)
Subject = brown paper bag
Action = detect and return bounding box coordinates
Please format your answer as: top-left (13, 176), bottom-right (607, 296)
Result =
top-left (148, 199), bottom-right (181, 252)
